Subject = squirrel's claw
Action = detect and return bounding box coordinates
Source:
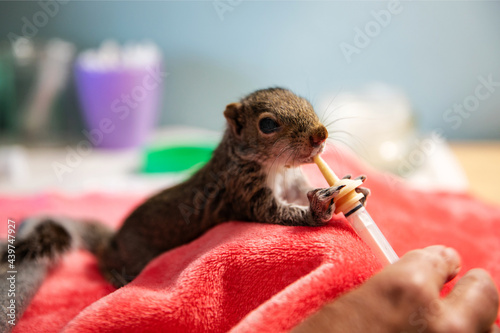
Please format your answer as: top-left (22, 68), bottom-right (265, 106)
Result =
top-left (355, 175), bottom-right (367, 182)
top-left (355, 187), bottom-right (370, 206)
top-left (307, 185), bottom-right (346, 225)
top-left (343, 175), bottom-right (369, 206)
top-left (343, 174), bottom-right (367, 182)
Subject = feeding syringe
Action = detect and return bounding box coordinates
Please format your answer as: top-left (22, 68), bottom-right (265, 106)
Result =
top-left (313, 155), bottom-right (399, 266)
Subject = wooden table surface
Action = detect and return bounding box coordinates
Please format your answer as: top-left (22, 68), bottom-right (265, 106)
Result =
top-left (450, 141), bottom-right (500, 206)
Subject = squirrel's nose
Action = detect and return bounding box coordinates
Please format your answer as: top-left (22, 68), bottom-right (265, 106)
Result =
top-left (309, 127), bottom-right (328, 148)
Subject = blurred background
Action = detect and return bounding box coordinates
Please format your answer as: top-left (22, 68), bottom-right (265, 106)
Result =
top-left (0, 1), bottom-right (499, 203)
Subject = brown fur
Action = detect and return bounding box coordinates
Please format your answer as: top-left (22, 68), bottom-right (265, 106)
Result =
top-left (98, 87), bottom-right (346, 286)
top-left (2, 88), bottom-right (368, 293)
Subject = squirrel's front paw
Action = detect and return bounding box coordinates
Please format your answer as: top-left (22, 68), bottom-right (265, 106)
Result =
top-left (307, 185), bottom-right (346, 225)
top-left (343, 174), bottom-right (371, 206)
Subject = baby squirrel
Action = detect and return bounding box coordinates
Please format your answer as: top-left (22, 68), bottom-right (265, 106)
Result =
top-left (1, 88), bottom-right (368, 324)
top-left (97, 87), bottom-right (368, 286)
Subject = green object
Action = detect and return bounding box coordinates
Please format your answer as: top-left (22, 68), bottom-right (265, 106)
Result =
top-left (143, 145), bottom-right (216, 174)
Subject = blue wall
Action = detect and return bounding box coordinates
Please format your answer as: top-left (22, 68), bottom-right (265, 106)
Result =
top-left (1, 1), bottom-right (500, 139)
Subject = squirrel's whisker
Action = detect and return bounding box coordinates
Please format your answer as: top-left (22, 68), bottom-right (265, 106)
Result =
top-left (323, 103), bottom-right (346, 125)
top-left (267, 140), bottom-right (293, 185)
top-left (319, 87), bottom-right (343, 123)
top-left (323, 116), bottom-right (361, 130)
top-left (327, 135), bottom-right (369, 158)
top-left (328, 130), bottom-right (369, 153)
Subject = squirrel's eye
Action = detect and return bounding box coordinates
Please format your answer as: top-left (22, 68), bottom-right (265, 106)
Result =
top-left (259, 117), bottom-right (280, 134)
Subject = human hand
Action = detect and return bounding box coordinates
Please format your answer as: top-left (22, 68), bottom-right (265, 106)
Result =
top-left (292, 246), bottom-right (499, 332)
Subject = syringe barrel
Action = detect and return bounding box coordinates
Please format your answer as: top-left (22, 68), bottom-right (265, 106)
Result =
top-left (346, 206), bottom-right (399, 266)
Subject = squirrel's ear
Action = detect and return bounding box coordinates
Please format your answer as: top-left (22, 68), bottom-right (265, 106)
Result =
top-left (224, 102), bottom-right (243, 137)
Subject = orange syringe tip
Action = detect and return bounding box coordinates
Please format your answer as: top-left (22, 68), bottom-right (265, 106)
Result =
top-left (313, 155), bottom-right (364, 215)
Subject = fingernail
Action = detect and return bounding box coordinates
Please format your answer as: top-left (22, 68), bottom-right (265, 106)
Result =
top-left (444, 247), bottom-right (458, 259)
top-left (444, 247), bottom-right (461, 276)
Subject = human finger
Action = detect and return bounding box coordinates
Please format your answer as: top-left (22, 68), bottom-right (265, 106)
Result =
top-left (442, 268), bottom-right (499, 332)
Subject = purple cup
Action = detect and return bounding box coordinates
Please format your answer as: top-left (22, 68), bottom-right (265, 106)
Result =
top-left (74, 62), bottom-right (163, 149)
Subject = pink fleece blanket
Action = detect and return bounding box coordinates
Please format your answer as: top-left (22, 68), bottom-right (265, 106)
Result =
top-left (1, 148), bottom-right (499, 332)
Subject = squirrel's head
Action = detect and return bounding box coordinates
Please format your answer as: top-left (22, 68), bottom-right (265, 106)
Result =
top-left (224, 87), bottom-right (327, 168)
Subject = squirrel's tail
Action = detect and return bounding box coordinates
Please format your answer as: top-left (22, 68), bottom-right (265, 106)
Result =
top-left (0, 217), bottom-right (113, 332)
